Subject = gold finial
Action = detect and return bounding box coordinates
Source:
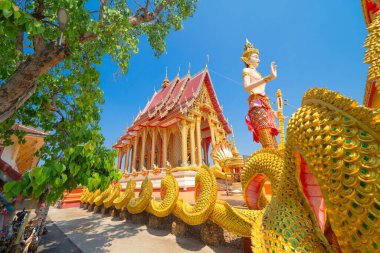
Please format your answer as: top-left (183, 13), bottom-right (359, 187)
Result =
top-left (205, 54), bottom-right (210, 69)
top-left (177, 66), bottom-right (180, 78)
top-left (188, 62), bottom-right (191, 75)
top-left (230, 126), bottom-right (239, 156)
top-left (162, 66), bottom-right (169, 88)
top-left (276, 89), bottom-right (285, 150)
top-left (241, 39), bottom-right (259, 65)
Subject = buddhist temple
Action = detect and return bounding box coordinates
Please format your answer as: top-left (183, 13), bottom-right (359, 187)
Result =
top-left (113, 68), bottom-right (232, 172)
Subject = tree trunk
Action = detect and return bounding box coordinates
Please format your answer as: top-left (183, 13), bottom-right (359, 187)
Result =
top-left (0, 43), bottom-right (70, 123)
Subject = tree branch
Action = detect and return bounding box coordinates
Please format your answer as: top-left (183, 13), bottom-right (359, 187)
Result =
top-left (128, 0), bottom-right (174, 27)
top-left (32, 0), bottom-right (45, 20)
top-left (81, 0), bottom-right (175, 42)
top-left (134, 0), bottom-right (144, 9)
top-left (99, 0), bottom-right (108, 23)
top-left (60, 96), bottom-right (76, 111)
top-left (16, 31), bottom-right (24, 67)
top-left (33, 34), bottom-right (45, 54)
top-left (0, 42), bottom-right (70, 123)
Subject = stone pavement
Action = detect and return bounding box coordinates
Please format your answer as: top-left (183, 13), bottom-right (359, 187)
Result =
top-left (38, 221), bottom-right (82, 253)
top-left (39, 207), bottom-right (241, 253)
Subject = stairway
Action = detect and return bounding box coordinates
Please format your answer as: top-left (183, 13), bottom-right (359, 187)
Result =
top-left (61, 188), bottom-right (84, 208)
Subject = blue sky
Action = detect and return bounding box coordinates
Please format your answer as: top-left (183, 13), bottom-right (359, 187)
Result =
top-left (98, 0), bottom-right (368, 156)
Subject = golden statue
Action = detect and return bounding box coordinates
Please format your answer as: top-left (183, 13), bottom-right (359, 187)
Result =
top-left (241, 39), bottom-right (279, 148)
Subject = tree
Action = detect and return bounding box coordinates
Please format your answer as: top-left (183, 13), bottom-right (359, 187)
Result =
top-left (0, 0), bottom-right (198, 122)
top-left (0, 0), bottom-right (198, 202)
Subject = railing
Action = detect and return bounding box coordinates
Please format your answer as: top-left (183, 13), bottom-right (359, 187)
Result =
top-left (224, 172), bottom-right (242, 196)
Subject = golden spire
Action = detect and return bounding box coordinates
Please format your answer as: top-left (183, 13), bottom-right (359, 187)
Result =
top-left (276, 89), bottom-right (285, 150)
top-left (162, 66), bottom-right (169, 88)
top-left (230, 125), bottom-right (239, 157)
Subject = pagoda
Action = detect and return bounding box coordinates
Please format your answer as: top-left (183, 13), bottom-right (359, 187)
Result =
top-left (113, 68), bottom-right (232, 172)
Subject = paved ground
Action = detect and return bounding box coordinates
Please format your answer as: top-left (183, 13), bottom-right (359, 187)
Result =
top-left (38, 207), bottom-right (241, 253)
top-left (38, 221), bottom-right (82, 253)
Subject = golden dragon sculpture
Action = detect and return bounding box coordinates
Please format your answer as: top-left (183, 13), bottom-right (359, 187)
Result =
top-left (80, 89), bottom-right (379, 252)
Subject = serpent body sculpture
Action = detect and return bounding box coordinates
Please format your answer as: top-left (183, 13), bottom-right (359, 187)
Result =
top-left (81, 189), bottom-right (101, 205)
top-left (145, 173), bottom-right (179, 217)
top-left (94, 185), bottom-right (112, 206)
top-left (103, 183), bottom-right (121, 208)
top-left (80, 189), bottom-right (89, 202)
top-left (113, 180), bottom-right (135, 210)
top-left (286, 88), bottom-right (380, 252)
top-left (127, 177), bottom-right (153, 214)
top-left (172, 166), bottom-right (218, 225)
top-left (81, 88), bottom-right (379, 253)
top-left (241, 149), bottom-right (284, 210)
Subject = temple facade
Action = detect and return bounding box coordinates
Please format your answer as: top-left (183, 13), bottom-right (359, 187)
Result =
top-left (113, 68), bottom-right (232, 172)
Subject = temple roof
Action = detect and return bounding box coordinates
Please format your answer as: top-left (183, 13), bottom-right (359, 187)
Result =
top-left (11, 124), bottom-right (49, 137)
top-left (0, 124), bottom-right (48, 181)
top-left (114, 69), bottom-right (231, 148)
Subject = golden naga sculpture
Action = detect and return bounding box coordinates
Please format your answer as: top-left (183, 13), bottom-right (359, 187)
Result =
top-left (81, 88), bottom-right (379, 252)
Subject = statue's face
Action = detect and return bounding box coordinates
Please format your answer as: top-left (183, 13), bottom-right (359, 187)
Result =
top-left (249, 53), bottom-right (260, 68)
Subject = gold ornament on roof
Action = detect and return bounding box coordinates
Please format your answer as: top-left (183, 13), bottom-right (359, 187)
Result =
top-left (241, 39), bottom-right (259, 65)
top-left (162, 67), bottom-right (169, 88)
top-left (364, 12), bottom-right (380, 81)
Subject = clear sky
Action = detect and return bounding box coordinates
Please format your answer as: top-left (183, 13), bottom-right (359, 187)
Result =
top-left (98, 0), bottom-right (368, 156)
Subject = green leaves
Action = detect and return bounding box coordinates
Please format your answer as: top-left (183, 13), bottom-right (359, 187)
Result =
top-left (1, 0), bottom-right (198, 203)
top-left (3, 8), bottom-right (12, 18)
top-left (0, 0), bottom-right (11, 11)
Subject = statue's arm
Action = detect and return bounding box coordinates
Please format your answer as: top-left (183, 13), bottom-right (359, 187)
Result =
top-left (243, 74), bottom-right (264, 91)
top-left (243, 74), bottom-right (275, 92)
top-left (243, 62), bottom-right (277, 92)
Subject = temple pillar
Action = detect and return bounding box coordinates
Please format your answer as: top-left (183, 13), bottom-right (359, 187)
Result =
top-left (162, 129), bottom-right (168, 167)
top-left (150, 128), bottom-right (157, 168)
top-left (215, 128), bottom-right (220, 143)
top-left (190, 122), bottom-right (196, 165)
top-left (196, 117), bottom-right (202, 165)
top-left (180, 121), bottom-right (188, 166)
top-left (210, 122), bottom-right (216, 147)
top-left (203, 140), bottom-right (209, 165)
top-left (124, 145), bottom-right (131, 173)
top-left (117, 150), bottom-right (124, 170)
top-left (131, 137), bottom-right (139, 170)
top-left (139, 128), bottom-right (147, 170)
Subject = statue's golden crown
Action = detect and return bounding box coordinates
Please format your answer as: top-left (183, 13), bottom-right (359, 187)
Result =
top-left (241, 39), bottom-right (259, 64)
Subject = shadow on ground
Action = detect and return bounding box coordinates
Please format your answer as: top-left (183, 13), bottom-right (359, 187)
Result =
top-left (52, 212), bottom-right (143, 253)
top-left (46, 208), bottom-right (241, 253)
top-left (38, 222), bottom-right (82, 253)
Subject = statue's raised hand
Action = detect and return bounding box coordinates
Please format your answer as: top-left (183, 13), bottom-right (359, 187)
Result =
top-left (270, 61), bottom-right (277, 79)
